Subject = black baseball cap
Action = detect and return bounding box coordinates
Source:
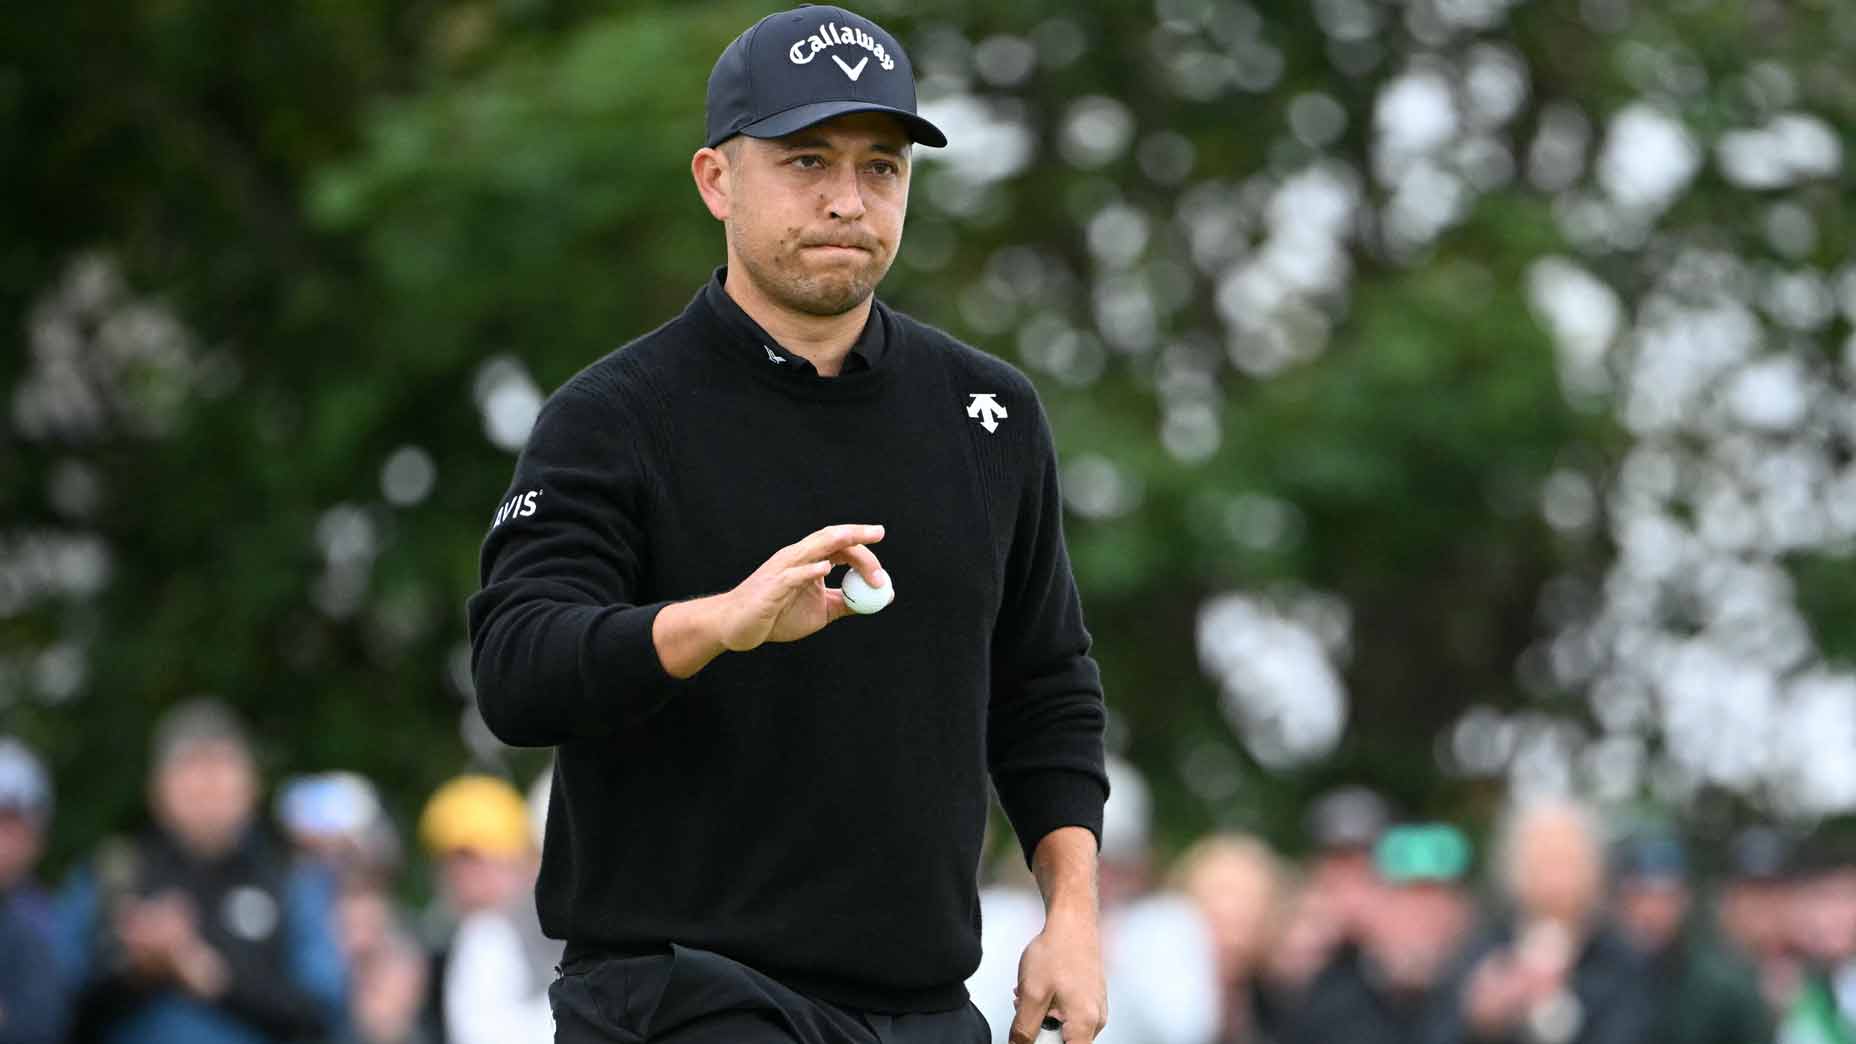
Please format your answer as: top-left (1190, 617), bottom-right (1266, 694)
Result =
top-left (705, 5), bottom-right (947, 150)
top-left (1307, 785), bottom-right (1392, 850)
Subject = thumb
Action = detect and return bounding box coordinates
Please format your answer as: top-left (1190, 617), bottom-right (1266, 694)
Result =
top-left (823, 588), bottom-right (854, 624)
top-left (1009, 997), bottom-right (1050, 1044)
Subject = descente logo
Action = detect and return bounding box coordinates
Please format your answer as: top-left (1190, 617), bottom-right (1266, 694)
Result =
top-left (491, 489), bottom-right (542, 528)
top-left (788, 21), bottom-right (896, 72)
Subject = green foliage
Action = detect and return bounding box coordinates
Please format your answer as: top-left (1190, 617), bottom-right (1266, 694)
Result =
top-left (8, 0), bottom-right (1856, 877)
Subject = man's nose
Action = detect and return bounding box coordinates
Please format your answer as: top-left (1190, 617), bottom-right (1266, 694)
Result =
top-left (824, 163), bottom-right (866, 221)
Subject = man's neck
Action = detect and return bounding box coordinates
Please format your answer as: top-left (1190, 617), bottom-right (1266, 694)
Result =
top-left (723, 268), bottom-right (871, 377)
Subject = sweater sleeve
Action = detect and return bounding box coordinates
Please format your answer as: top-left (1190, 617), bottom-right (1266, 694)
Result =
top-left (468, 380), bottom-right (682, 746)
top-left (986, 388), bottom-right (1109, 869)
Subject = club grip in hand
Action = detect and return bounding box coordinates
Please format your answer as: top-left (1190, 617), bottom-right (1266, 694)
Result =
top-left (1036, 1016), bottom-right (1064, 1043)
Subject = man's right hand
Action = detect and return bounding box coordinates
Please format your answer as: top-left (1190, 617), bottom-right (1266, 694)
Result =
top-left (653, 523), bottom-right (887, 678)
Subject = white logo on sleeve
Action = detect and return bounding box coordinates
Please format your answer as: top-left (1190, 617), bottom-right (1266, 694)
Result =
top-left (787, 20), bottom-right (896, 76)
top-left (491, 489), bottom-right (542, 528)
top-left (966, 393), bottom-right (1007, 434)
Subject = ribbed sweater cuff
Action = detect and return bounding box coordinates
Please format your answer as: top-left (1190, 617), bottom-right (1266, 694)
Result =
top-left (592, 600), bottom-right (680, 722)
top-left (999, 768), bottom-right (1108, 870)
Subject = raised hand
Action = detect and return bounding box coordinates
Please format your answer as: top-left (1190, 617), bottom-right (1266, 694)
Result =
top-left (652, 523), bottom-right (889, 678)
top-left (714, 523), bottom-right (888, 650)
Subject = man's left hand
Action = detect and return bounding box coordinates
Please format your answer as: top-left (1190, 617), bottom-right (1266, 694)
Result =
top-left (1010, 909), bottom-right (1106, 1044)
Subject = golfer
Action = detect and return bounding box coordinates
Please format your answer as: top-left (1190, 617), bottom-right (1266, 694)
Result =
top-left (469, 7), bottom-right (1108, 1043)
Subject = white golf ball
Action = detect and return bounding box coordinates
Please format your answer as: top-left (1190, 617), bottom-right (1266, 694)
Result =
top-left (840, 569), bottom-right (894, 614)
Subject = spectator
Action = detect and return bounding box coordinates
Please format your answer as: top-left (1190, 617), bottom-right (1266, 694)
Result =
top-left (1092, 757), bottom-right (1222, 1044)
top-left (1423, 798), bottom-right (1652, 1044)
top-left (1173, 834), bottom-right (1286, 1044)
top-left (278, 768), bottom-right (432, 1044)
top-left (1303, 786), bottom-right (1392, 957)
top-left (1283, 824), bottom-right (1475, 1044)
top-left (277, 772), bottom-right (400, 882)
top-left (970, 756), bottom-right (1222, 1044)
top-left (1720, 826), bottom-right (1803, 1017)
top-left (1776, 836), bottom-right (1856, 1044)
top-left (1610, 828), bottom-right (1768, 1044)
top-left (337, 879), bottom-right (434, 1044)
top-left (1259, 873), bottom-right (1340, 1003)
top-left (57, 700), bottom-right (348, 1044)
top-left (0, 736), bottom-right (67, 1044)
top-left (418, 773), bottom-right (556, 1044)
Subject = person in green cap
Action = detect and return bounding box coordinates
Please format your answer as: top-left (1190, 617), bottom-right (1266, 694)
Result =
top-left (1276, 823), bottom-right (1475, 1044)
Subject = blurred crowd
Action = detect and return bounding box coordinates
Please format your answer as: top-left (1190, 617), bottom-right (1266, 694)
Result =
top-left (4, 710), bottom-right (1856, 1044)
top-left (0, 702), bottom-right (559, 1044)
top-left (974, 761), bottom-right (1847, 1044)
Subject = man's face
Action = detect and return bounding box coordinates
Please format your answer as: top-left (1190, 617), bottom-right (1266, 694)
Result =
top-left (1616, 877), bottom-right (1690, 954)
top-left (439, 848), bottom-right (533, 916)
top-left (1721, 880), bottom-right (1789, 956)
top-left (1311, 847), bottom-right (1379, 937)
top-left (708, 112), bottom-right (911, 317)
top-left (1509, 809), bottom-right (1602, 924)
top-left (0, 809), bottom-right (43, 890)
top-left (1181, 846), bottom-right (1278, 980)
top-left (1790, 870), bottom-right (1856, 963)
top-left (153, 740), bottom-right (257, 856)
top-left (1362, 883), bottom-right (1472, 992)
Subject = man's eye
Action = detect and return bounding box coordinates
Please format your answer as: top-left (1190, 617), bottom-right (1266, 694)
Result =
top-left (793, 155), bottom-right (826, 169)
top-left (869, 161), bottom-right (898, 176)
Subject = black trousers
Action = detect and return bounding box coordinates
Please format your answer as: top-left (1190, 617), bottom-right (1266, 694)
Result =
top-left (549, 944), bottom-right (991, 1044)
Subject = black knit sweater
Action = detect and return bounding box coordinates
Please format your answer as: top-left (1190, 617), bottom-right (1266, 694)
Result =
top-left (467, 273), bottom-right (1108, 1013)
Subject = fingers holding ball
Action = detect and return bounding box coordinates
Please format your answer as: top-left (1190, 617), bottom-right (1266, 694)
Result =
top-left (840, 569), bottom-right (895, 614)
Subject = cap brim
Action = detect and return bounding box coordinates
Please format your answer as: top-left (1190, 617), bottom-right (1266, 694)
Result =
top-left (738, 100), bottom-right (947, 148)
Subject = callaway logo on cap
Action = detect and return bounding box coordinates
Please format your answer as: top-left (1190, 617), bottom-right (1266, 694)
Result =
top-left (705, 5), bottom-right (948, 150)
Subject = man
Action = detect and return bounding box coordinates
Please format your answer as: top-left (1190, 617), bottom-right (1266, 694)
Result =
top-left (1608, 828), bottom-right (1768, 1044)
top-left (1284, 824), bottom-right (1475, 1044)
top-left (0, 736), bottom-right (67, 1044)
top-left (276, 771), bottom-right (397, 881)
top-left (1776, 836), bottom-right (1856, 1044)
top-left (419, 774), bottom-right (558, 1044)
top-left (57, 701), bottom-right (347, 1044)
top-left (1300, 786), bottom-right (1392, 964)
top-left (335, 874), bottom-right (434, 1044)
top-left (1421, 798), bottom-right (1651, 1044)
top-left (1718, 825), bottom-right (1802, 1017)
top-left (467, 6), bottom-right (1109, 1044)
top-left (1172, 834), bottom-right (1285, 1044)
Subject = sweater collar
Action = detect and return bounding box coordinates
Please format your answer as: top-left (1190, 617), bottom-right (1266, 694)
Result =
top-left (702, 267), bottom-right (886, 376)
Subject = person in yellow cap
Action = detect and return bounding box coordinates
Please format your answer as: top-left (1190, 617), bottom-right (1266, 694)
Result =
top-left (419, 775), bottom-right (534, 908)
top-left (419, 774), bottom-right (559, 1044)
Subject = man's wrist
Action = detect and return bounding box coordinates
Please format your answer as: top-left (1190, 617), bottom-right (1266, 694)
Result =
top-left (653, 596), bottom-right (729, 679)
top-left (1043, 899), bottom-right (1098, 932)
top-left (1032, 826), bottom-right (1101, 925)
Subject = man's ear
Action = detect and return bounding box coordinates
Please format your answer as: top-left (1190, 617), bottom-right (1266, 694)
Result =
top-left (692, 145), bottom-right (732, 222)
